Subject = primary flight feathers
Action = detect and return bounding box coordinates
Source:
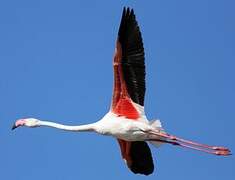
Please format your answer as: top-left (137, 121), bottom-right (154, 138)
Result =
top-left (117, 7), bottom-right (146, 106)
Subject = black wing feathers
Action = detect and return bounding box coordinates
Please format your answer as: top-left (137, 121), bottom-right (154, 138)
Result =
top-left (129, 141), bottom-right (154, 175)
top-left (118, 7), bottom-right (146, 106)
top-left (117, 7), bottom-right (154, 175)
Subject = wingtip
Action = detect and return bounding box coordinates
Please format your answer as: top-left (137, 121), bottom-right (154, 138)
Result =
top-left (123, 6), bottom-right (134, 15)
top-left (130, 8), bottom-right (134, 15)
top-left (126, 7), bottom-right (130, 15)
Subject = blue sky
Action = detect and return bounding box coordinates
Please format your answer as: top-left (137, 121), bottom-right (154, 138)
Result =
top-left (0, 0), bottom-right (234, 179)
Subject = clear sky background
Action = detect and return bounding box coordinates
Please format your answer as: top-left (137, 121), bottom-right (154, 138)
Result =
top-left (0, 0), bottom-right (234, 179)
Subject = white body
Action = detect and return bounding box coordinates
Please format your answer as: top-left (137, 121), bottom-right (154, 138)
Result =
top-left (95, 112), bottom-right (163, 141)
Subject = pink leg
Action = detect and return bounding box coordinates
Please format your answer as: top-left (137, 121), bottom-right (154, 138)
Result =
top-left (167, 134), bottom-right (229, 152)
top-left (148, 131), bottom-right (231, 156)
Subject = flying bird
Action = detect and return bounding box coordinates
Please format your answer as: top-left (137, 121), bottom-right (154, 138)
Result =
top-left (12, 7), bottom-right (231, 175)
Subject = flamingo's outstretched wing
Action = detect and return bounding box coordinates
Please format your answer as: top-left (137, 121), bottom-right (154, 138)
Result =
top-left (111, 7), bottom-right (145, 113)
top-left (111, 7), bottom-right (154, 175)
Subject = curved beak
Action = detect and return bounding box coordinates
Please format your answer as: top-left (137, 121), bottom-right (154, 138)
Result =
top-left (12, 123), bottom-right (18, 130)
top-left (12, 119), bottom-right (26, 130)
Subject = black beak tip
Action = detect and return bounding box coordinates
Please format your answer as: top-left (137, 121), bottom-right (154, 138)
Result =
top-left (12, 124), bottom-right (17, 130)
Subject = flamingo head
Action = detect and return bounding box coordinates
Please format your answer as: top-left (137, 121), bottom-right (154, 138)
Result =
top-left (12, 118), bottom-right (40, 130)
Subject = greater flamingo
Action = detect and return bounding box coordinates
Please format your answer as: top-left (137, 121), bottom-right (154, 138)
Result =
top-left (12, 7), bottom-right (231, 175)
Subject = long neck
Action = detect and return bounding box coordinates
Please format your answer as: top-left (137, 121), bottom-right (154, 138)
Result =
top-left (38, 120), bottom-right (97, 132)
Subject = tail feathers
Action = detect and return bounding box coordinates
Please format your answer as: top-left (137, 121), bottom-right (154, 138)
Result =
top-left (149, 119), bottom-right (165, 148)
top-left (149, 119), bottom-right (162, 128)
top-left (149, 119), bottom-right (165, 132)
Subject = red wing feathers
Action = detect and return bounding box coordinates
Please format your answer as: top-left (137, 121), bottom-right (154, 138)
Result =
top-left (111, 7), bottom-right (154, 176)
